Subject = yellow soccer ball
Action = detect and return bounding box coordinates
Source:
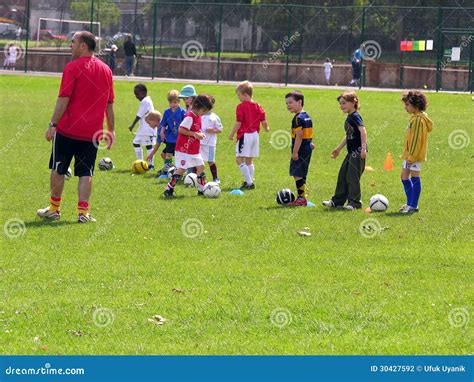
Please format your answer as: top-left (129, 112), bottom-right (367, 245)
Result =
top-left (132, 160), bottom-right (148, 174)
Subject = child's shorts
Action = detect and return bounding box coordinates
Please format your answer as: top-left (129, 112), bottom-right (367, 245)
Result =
top-left (200, 144), bottom-right (216, 162)
top-left (402, 160), bottom-right (422, 172)
top-left (236, 131), bottom-right (259, 158)
top-left (175, 151), bottom-right (204, 170)
top-left (133, 134), bottom-right (156, 146)
top-left (164, 142), bottom-right (176, 154)
top-left (290, 146), bottom-right (312, 177)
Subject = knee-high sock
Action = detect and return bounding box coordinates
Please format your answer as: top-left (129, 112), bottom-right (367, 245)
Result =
top-left (197, 171), bottom-right (206, 192)
top-left (209, 163), bottom-right (218, 180)
top-left (166, 173), bottom-right (181, 190)
top-left (146, 146), bottom-right (154, 166)
top-left (248, 164), bottom-right (254, 180)
top-left (296, 178), bottom-right (306, 198)
top-left (239, 163), bottom-right (252, 185)
top-left (134, 146), bottom-right (142, 160)
top-left (402, 179), bottom-right (413, 205)
top-left (410, 177), bottom-right (421, 208)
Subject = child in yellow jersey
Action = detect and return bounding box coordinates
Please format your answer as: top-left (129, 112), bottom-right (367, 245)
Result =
top-left (400, 91), bottom-right (433, 214)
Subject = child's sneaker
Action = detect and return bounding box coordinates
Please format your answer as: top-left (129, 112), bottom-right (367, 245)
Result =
top-left (78, 213), bottom-right (96, 223)
top-left (399, 204), bottom-right (409, 212)
top-left (148, 164), bottom-right (155, 171)
top-left (342, 205), bottom-right (355, 211)
top-left (37, 207), bottom-right (61, 220)
top-left (241, 183), bottom-right (255, 190)
top-left (401, 206), bottom-right (419, 214)
top-left (213, 178), bottom-right (220, 185)
top-left (322, 200), bottom-right (335, 208)
top-left (288, 197), bottom-right (307, 207)
top-left (164, 188), bottom-right (175, 198)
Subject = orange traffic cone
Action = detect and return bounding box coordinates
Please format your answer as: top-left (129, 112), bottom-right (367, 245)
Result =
top-left (383, 153), bottom-right (394, 171)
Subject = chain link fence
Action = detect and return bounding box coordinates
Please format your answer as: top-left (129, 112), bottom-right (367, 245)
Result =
top-left (1, 1), bottom-right (473, 91)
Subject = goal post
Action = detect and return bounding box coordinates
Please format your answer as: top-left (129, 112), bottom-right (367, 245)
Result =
top-left (36, 18), bottom-right (101, 49)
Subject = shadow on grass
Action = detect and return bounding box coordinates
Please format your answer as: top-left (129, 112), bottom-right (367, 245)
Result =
top-left (24, 219), bottom-right (77, 228)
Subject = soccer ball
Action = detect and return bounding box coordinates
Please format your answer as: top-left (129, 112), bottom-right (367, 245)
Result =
top-left (132, 160), bottom-right (148, 174)
top-left (203, 182), bottom-right (221, 198)
top-left (65, 167), bottom-right (72, 180)
top-left (276, 188), bottom-right (296, 205)
top-left (167, 166), bottom-right (176, 179)
top-left (369, 194), bottom-right (389, 211)
top-left (98, 157), bottom-right (113, 171)
top-left (184, 173), bottom-right (198, 187)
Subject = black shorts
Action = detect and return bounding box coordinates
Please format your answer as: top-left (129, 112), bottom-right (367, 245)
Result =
top-left (289, 145), bottom-right (312, 178)
top-left (49, 133), bottom-right (98, 177)
top-left (164, 142), bottom-right (176, 155)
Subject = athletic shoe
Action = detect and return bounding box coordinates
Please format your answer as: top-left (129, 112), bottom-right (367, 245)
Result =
top-left (342, 205), bottom-right (355, 211)
top-left (322, 200), bottom-right (335, 208)
top-left (213, 178), bottom-right (220, 185)
top-left (399, 204), bottom-right (409, 212)
top-left (241, 183), bottom-right (255, 190)
top-left (164, 188), bottom-right (175, 198)
top-left (197, 190), bottom-right (204, 196)
top-left (77, 213), bottom-right (96, 223)
top-left (400, 206), bottom-right (419, 214)
top-left (37, 207), bottom-right (61, 220)
top-left (148, 165), bottom-right (155, 171)
top-left (288, 197), bottom-right (307, 207)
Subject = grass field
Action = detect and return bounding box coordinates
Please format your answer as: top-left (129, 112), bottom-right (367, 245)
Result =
top-left (0, 74), bottom-right (472, 355)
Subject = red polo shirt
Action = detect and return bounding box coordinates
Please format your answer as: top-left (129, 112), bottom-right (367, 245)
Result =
top-left (235, 100), bottom-right (266, 140)
top-left (57, 56), bottom-right (114, 141)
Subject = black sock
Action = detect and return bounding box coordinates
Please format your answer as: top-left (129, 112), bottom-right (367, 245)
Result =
top-left (209, 163), bottom-right (218, 180)
top-left (296, 178), bottom-right (306, 198)
top-left (167, 173), bottom-right (181, 189)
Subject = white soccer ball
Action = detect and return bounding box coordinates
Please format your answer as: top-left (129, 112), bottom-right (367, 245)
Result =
top-left (98, 157), bottom-right (113, 171)
top-left (203, 182), bottom-right (221, 198)
top-left (167, 166), bottom-right (176, 179)
top-left (184, 172), bottom-right (198, 187)
top-left (369, 194), bottom-right (389, 211)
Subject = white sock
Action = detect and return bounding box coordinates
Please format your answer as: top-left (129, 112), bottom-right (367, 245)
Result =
top-left (134, 147), bottom-right (143, 160)
top-left (239, 163), bottom-right (252, 185)
top-left (146, 148), bottom-right (154, 166)
top-left (248, 164), bottom-right (254, 181)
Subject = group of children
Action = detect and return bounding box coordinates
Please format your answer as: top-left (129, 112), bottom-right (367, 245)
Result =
top-left (129, 80), bottom-right (433, 213)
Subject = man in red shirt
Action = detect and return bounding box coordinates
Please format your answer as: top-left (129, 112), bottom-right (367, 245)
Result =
top-left (37, 31), bottom-right (115, 223)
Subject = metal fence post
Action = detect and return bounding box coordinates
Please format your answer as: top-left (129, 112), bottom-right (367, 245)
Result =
top-left (216, 4), bottom-right (223, 83)
top-left (90, 0), bottom-right (94, 31)
top-left (24, 0), bottom-right (30, 73)
top-left (151, 2), bottom-right (157, 80)
top-left (284, 6), bottom-right (292, 86)
top-left (435, 6), bottom-right (443, 92)
top-left (360, 5), bottom-right (366, 89)
top-left (469, 35), bottom-right (473, 93)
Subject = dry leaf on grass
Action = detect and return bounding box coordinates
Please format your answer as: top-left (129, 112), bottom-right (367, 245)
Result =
top-left (148, 315), bottom-right (168, 326)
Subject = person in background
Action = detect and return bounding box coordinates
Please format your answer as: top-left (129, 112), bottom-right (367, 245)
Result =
top-left (108, 44), bottom-right (118, 73)
top-left (124, 35), bottom-right (136, 76)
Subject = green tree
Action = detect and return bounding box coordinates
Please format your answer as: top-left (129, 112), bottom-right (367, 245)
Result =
top-left (70, 0), bottom-right (120, 31)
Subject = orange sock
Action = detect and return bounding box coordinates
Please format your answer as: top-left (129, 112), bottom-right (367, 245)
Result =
top-left (78, 201), bottom-right (89, 215)
top-left (49, 196), bottom-right (62, 212)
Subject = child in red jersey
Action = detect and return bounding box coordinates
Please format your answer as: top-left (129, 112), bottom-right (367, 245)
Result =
top-left (228, 81), bottom-right (269, 189)
top-left (164, 95), bottom-right (214, 197)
